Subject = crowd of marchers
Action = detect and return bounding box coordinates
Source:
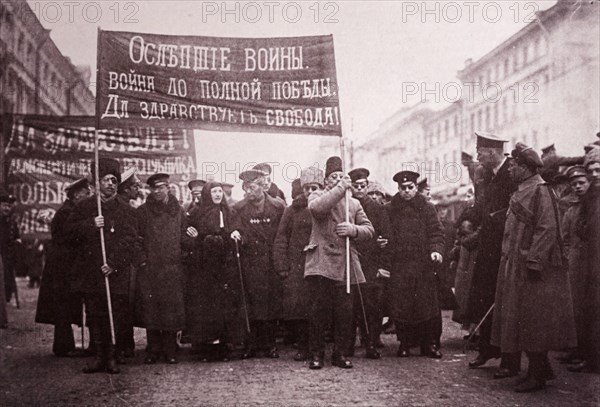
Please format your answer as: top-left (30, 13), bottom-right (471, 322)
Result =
top-left (1, 130), bottom-right (599, 394)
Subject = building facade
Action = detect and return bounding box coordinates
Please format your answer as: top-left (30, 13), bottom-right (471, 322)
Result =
top-left (355, 0), bottom-right (599, 197)
top-left (0, 0), bottom-right (95, 184)
top-left (0, 0), bottom-right (94, 116)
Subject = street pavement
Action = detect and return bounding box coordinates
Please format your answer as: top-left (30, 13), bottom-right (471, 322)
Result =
top-left (1, 278), bottom-right (599, 406)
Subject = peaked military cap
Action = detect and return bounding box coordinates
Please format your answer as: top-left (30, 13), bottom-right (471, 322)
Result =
top-left (147, 173), bottom-right (170, 188)
top-left (393, 170), bottom-right (420, 184)
top-left (511, 142), bottom-right (543, 168)
top-left (253, 162), bottom-right (273, 175)
top-left (475, 132), bottom-right (507, 149)
top-left (239, 169), bottom-right (267, 183)
top-left (566, 165), bottom-right (586, 179)
top-left (348, 168), bottom-right (370, 183)
top-left (188, 179), bottom-right (206, 190)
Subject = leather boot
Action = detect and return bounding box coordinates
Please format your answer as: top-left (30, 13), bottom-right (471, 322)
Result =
top-left (105, 345), bottom-right (121, 374)
top-left (83, 341), bottom-right (105, 373)
top-left (83, 323), bottom-right (105, 374)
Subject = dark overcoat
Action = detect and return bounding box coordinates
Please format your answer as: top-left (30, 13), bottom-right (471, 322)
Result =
top-left (185, 191), bottom-right (246, 344)
top-left (233, 193), bottom-right (285, 321)
top-left (385, 193), bottom-right (445, 324)
top-left (491, 175), bottom-right (576, 352)
top-left (561, 198), bottom-right (588, 344)
top-left (66, 195), bottom-right (138, 297)
top-left (136, 194), bottom-right (192, 331)
top-left (355, 195), bottom-right (392, 283)
top-left (35, 200), bottom-right (82, 325)
top-left (466, 159), bottom-right (517, 321)
top-left (578, 183), bottom-right (600, 370)
top-left (273, 195), bottom-right (312, 320)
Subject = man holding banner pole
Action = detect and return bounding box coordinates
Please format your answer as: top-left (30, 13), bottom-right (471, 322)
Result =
top-left (304, 156), bottom-right (374, 369)
top-left (66, 158), bottom-right (138, 374)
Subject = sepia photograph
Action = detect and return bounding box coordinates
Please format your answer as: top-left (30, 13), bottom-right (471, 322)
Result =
top-left (1, 0), bottom-right (599, 405)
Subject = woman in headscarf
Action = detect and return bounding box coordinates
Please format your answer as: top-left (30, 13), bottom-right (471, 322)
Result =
top-left (185, 181), bottom-right (245, 361)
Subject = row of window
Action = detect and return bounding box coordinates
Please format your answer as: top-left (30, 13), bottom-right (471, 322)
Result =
top-left (475, 36), bottom-right (548, 88)
top-left (1, 3), bottom-right (65, 99)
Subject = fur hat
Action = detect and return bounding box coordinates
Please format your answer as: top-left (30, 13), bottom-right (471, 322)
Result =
top-left (584, 146), bottom-right (600, 168)
top-left (325, 156), bottom-right (343, 178)
top-left (65, 177), bottom-right (90, 199)
top-left (291, 179), bottom-right (303, 199)
top-left (366, 180), bottom-right (386, 196)
top-left (92, 158), bottom-right (121, 183)
top-left (300, 166), bottom-right (324, 187)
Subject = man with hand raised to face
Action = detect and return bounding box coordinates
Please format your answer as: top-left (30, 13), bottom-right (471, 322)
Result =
top-left (303, 157), bottom-right (374, 370)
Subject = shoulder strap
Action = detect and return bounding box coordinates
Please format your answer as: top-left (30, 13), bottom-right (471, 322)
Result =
top-left (545, 185), bottom-right (567, 263)
top-left (522, 185), bottom-right (543, 250)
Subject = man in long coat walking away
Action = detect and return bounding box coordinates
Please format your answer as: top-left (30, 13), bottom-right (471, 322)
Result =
top-left (137, 173), bottom-right (193, 364)
top-left (385, 170), bottom-right (445, 359)
top-left (234, 169), bottom-right (285, 358)
top-left (491, 143), bottom-right (576, 392)
top-left (304, 157), bottom-right (374, 369)
top-left (466, 132), bottom-right (520, 378)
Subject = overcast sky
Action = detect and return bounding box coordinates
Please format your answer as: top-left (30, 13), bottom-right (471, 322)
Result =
top-left (29, 0), bottom-right (558, 197)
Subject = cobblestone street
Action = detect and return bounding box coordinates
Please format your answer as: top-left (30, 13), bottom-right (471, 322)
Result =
top-left (1, 279), bottom-right (599, 406)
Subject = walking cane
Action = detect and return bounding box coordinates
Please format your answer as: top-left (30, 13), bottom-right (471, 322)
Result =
top-left (94, 130), bottom-right (117, 346)
top-left (81, 301), bottom-right (86, 351)
top-left (463, 303), bottom-right (495, 354)
top-left (353, 266), bottom-right (370, 337)
top-left (234, 239), bottom-right (251, 334)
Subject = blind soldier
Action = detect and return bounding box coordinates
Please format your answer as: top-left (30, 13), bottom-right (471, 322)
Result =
top-left (137, 173), bottom-right (194, 364)
top-left (491, 143), bottom-right (576, 392)
top-left (115, 167), bottom-right (143, 358)
top-left (185, 181), bottom-right (245, 361)
top-left (233, 169), bottom-right (285, 358)
top-left (253, 162), bottom-right (286, 204)
top-left (466, 133), bottom-right (521, 377)
top-left (184, 179), bottom-right (206, 216)
top-left (66, 159), bottom-right (138, 374)
top-left (385, 170), bottom-right (444, 359)
top-left (35, 178), bottom-right (90, 357)
top-left (304, 157), bottom-right (375, 369)
top-left (348, 167), bottom-right (392, 359)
